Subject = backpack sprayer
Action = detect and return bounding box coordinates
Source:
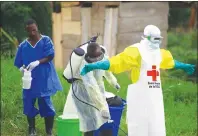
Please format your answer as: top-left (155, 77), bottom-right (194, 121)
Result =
top-left (63, 34), bottom-right (128, 136)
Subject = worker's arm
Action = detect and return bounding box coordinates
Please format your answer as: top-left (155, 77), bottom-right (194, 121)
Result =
top-left (80, 46), bottom-right (141, 76)
top-left (109, 47), bottom-right (141, 74)
top-left (27, 37), bottom-right (54, 71)
top-left (94, 70), bottom-right (106, 94)
top-left (14, 43), bottom-right (27, 74)
top-left (80, 70), bottom-right (107, 111)
top-left (101, 55), bottom-right (120, 89)
top-left (160, 49), bottom-right (195, 75)
top-left (14, 44), bottom-right (23, 69)
top-left (104, 71), bottom-right (120, 90)
top-left (160, 49), bottom-right (175, 69)
top-left (81, 71), bottom-right (110, 119)
top-left (40, 37), bottom-right (55, 62)
top-left (39, 56), bottom-right (53, 64)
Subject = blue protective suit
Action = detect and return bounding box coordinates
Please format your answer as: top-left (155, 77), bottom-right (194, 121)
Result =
top-left (14, 35), bottom-right (63, 117)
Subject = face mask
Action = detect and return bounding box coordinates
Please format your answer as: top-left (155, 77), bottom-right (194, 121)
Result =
top-left (149, 41), bottom-right (161, 49)
top-left (147, 36), bottom-right (162, 49)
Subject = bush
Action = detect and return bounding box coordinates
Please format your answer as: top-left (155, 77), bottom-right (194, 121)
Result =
top-left (168, 7), bottom-right (191, 28)
top-left (1, 2), bottom-right (52, 59)
top-left (167, 30), bottom-right (197, 49)
top-left (21, 2), bottom-right (52, 38)
top-left (168, 30), bottom-right (197, 63)
top-left (1, 2), bottom-right (32, 41)
top-left (1, 2), bottom-right (52, 42)
top-left (166, 30), bottom-right (197, 82)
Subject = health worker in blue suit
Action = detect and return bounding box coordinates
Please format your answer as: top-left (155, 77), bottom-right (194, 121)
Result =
top-left (14, 19), bottom-right (63, 136)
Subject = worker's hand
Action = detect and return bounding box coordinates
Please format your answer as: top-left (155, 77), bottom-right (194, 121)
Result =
top-left (19, 66), bottom-right (25, 74)
top-left (100, 109), bottom-right (110, 120)
top-left (183, 64), bottom-right (195, 75)
top-left (174, 60), bottom-right (196, 75)
top-left (80, 64), bottom-right (92, 76)
top-left (27, 60), bottom-right (40, 71)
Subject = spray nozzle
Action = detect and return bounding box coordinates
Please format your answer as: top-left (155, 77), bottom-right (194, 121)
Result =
top-left (77, 33), bottom-right (100, 48)
top-left (90, 33), bottom-right (100, 42)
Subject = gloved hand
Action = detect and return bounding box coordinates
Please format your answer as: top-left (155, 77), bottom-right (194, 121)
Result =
top-left (19, 66), bottom-right (25, 74)
top-left (80, 59), bottom-right (110, 76)
top-left (26, 60), bottom-right (40, 71)
top-left (183, 64), bottom-right (195, 75)
top-left (100, 109), bottom-right (110, 120)
top-left (174, 60), bottom-right (195, 75)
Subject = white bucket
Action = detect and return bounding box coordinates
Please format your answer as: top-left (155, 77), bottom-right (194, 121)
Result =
top-left (22, 70), bottom-right (32, 89)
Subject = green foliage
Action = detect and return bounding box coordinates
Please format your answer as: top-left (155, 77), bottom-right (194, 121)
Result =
top-left (1, 37), bottom-right (16, 58)
top-left (1, 2), bottom-right (52, 42)
top-left (21, 2), bottom-right (52, 38)
top-left (166, 30), bottom-right (197, 81)
top-left (1, 2), bottom-right (32, 41)
top-left (1, 2), bottom-right (53, 59)
top-left (168, 7), bottom-right (191, 28)
top-left (167, 30), bottom-right (197, 50)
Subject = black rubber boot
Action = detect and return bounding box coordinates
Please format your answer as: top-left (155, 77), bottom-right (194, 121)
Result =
top-left (84, 130), bottom-right (94, 136)
top-left (99, 129), bottom-right (113, 136)
top-left (44, 116), bottom-right (54, 136)
top-left (27, 117), bottom-right (36, 136)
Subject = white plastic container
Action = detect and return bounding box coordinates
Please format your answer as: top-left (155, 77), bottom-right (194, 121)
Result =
top-left (22, 69), bottom-right (32, 89)
top-left (63, 50), bottom-right (84, 79)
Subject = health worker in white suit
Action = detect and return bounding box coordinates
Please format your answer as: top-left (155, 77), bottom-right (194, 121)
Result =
top-left (63, 41), bottom-right (120, 136)
top-left (80, 25), bottom-right (196, 136)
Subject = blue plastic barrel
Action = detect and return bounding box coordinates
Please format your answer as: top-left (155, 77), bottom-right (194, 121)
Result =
top-left (94, 99), bottom-right (126, 136)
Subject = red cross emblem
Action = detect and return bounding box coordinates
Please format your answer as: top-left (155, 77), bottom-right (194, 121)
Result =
top-left (147, 65), bottom-right (159, 81)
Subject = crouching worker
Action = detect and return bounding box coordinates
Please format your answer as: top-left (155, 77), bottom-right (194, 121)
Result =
top-left (63, 42), bottom-right (120, 136)
top-left (62, 41), bottom-right (120, 119)
top-left (14, 19), bottom-right (63, 136)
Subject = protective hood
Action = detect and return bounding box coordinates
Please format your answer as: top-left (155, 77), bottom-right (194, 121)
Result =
top-left (84, 46), bottom-right (106, 63)
top-left (85, 53), bottom-right (104, 63)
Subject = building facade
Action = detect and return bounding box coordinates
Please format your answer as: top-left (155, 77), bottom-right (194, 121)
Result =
top-left (52, 2), bottom-right (169, 69)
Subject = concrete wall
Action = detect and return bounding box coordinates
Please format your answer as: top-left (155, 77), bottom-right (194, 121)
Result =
top-left (61, 7), bottom-right (81, 68)
top-left (53, 2), bottom-right (169, 69)
top-left (117, 2), bottom-right (169, 53)
top-left (91, 3), bottom-right (106, 44)
top-left (91, 2), bottom-right (120, 45)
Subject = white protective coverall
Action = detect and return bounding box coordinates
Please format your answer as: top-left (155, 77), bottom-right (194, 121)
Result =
top-left (127, 41), bottom-right (165, 136)
top-left (63, 44), bottom-right (120, 132)
top-left (99, 25), bottom-right (173, 136)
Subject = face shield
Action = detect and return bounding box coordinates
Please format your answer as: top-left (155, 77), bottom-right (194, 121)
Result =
top-left (142, 35), bottom-right (163, 49)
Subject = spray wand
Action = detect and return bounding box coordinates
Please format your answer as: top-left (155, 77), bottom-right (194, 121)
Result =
top-left (67, 34), bottom-right (128, 136)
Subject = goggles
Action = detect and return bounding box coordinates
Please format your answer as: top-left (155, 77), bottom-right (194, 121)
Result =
top-left (147, 35), bottom-right (163, 44)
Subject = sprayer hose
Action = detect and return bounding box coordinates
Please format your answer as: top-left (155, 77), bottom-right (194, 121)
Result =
top-left (68, 41), bottom-right (128, 136)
